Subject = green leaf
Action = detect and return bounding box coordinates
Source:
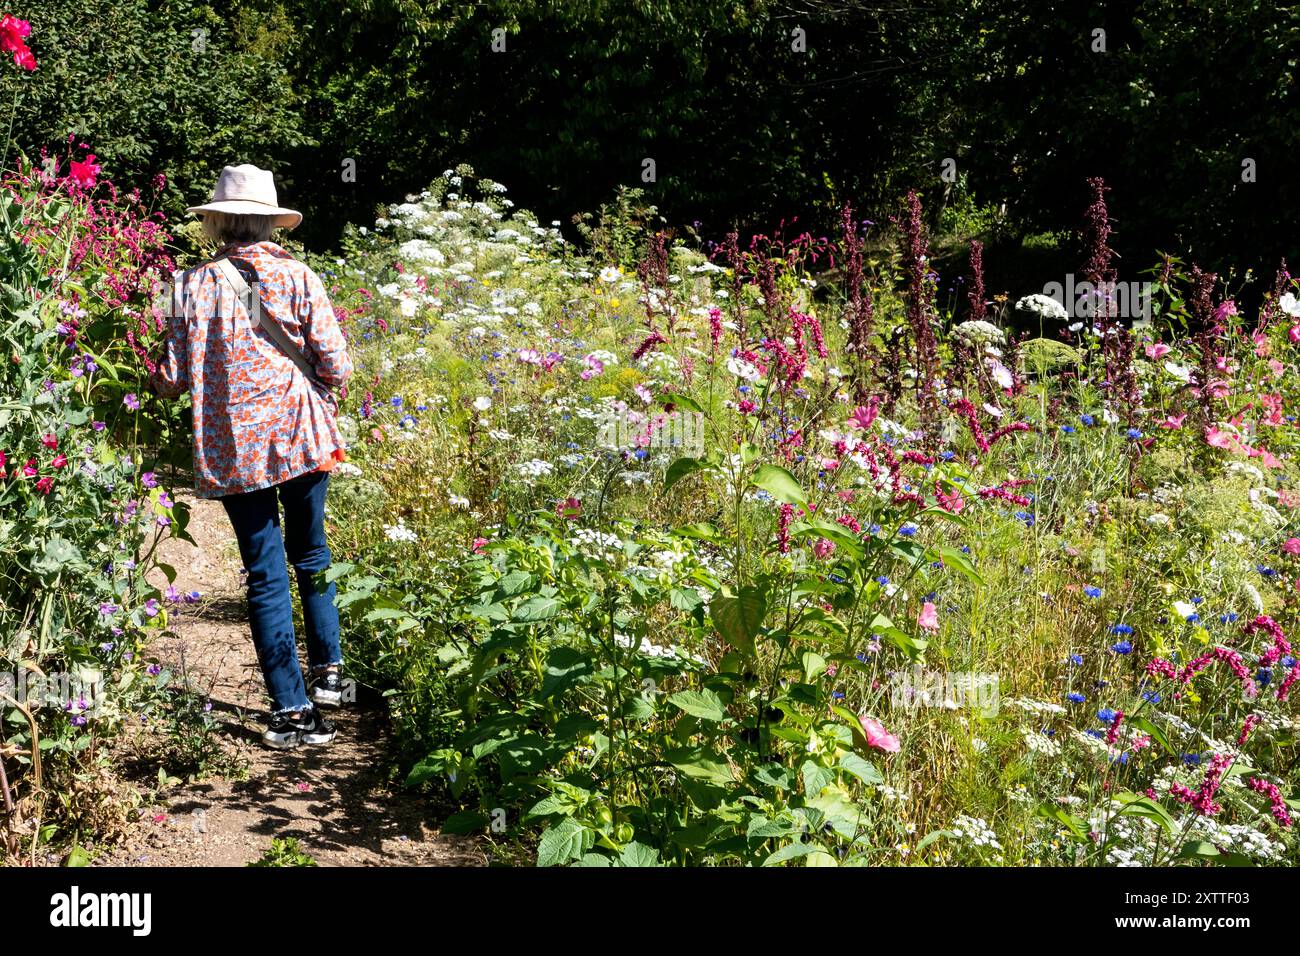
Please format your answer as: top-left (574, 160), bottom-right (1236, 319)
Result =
top-left (1176, 840), bottom-right (1254, 867)
top-left (762, 842), bottom-right (821, 866)
top-left (541, 646), bottom-right (593, 699)
top-left (801, 759), bottom-right (834, 796)
top-left (750, 464), bottom-right (807, 505)
top-left (617, 842), bottom-right (661, 867)
top-left (667, 688), bottom-right (726, 722)
top-left (63, 844), bottom-right (90, 867)
top-left (536, 818), bottom-right (595, 867)
top-left (514, 596), bottom-right (560, 621)
top-left (665, 456), bottom-right (709, 492)
top-left (709, 585), bottom-right (767, 656)
top-left (1127, 716), bottom-right (1174, 755)
top-left (660, 392), bottom-right (703, 413)
top-left (1113, 792), bottom-right (1177, 835)
top-left (664, 746), bottom-right (735, 785)
top-left (837, 752), bottom-right (883, 786)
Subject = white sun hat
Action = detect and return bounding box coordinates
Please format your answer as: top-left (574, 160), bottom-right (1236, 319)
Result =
top-left (186, 163), bottom-right (302, 229)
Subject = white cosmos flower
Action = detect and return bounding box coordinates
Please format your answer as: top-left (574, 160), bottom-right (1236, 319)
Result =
top-left (472, 396), bottom-right (492, 411)
top-left (1279, 293), bottom-right (1300, 318)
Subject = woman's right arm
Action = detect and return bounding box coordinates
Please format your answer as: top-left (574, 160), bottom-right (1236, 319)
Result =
top-left (150, 270), bottom-right (191, 398)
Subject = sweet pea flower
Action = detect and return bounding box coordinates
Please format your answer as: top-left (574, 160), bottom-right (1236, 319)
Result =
top-left (918, 601), bottom-right (939, 632)
top-left (859, 716), bottom-right (901, 753)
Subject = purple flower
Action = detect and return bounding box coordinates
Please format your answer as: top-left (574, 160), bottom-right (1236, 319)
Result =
top-left (123, 393), bottom-right (140, 411)
top-left (144, 598), bottom-right (160, 617)
top-left (165, 585), bottom-right (181, 602)
top-left (156, 515), bottom-right (171, 527)
top-left (147, 663), bottom-right (162, 677)
top-left (141, 471), bottom-right (158, 489)
top-left (184, 590), bottom-right (201, 604)
top-left (91, 421), bottom-right (105, 432)
top-left (98, 602), bottom-right (118, 615)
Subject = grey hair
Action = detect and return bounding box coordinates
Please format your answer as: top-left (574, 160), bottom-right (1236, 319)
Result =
top-left (201, 211), bottom-right (275, 245)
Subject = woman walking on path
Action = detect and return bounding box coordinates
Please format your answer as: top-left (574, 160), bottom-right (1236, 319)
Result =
top-left (151, 164), bottom-right (353, 749)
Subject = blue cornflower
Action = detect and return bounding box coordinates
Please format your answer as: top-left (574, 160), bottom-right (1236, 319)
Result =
top-left (898, 524), bottom-right (918, 537)
top-left (1061, 425), bottom-right (1076, 434)
top-left (1110, 623), bottom-right (1133, 635)
top-left (1014, 511), bottom-right (1035, 527)
top-left (1069, 654), bottom-right (1084, 666)
top-left (1256, 669), bottom-right (1272, 687)
top-left (1191, 596), bottom-right (1204, 605)
top-left (1283, 655), bottom-right (1297, 669)
top-left (1080, 414), bottom-right (1096, 426)
top-left (1181, 753), bottom-right (1203, 766)
top-left (391, 396), bottom-right (403, 407)
top-left (1258, 565), bottom-right (1278, 578)
top-left (1097, 708), bottom-right (1117, 724)
top-left (940, 450), bottom-right (956, 461)
top-left (1126, 428), bottom-right (1142, 439)
top-left (868, 523), bottom-right (882, 535)
top-left (876, 576), bottom-right (890, 586)
top-left (1220, 612), bottom-right (1239, 624)
top-left (1085, 729), bottom-right (1105, 739)
top-left (1067, 692), bottom-right (1086, 704)
top-left (1111, 640), bottom-right (1133, 655)
top-left (1084, 586), bottom-right (1102, 598)
top-left (1142, 691), bottom-right (1161, 704)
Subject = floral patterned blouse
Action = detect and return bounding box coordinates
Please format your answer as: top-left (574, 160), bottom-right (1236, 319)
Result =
top-left (152, 240), bottom-right (353, 498)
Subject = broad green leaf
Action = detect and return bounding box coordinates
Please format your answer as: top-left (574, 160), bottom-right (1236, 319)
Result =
top-left (750, 463), bottom-right (807, 505)
top-left (536, 818), bottom-right (595, 867)
top-left (709, 585), bottom-right (767, 656)
top-left (617, 842), bottom-right (661, 867)
top-left (667, 688), bottom-right (726, 722)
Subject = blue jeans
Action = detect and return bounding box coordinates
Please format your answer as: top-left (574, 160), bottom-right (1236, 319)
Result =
top-left (220, 469), bottom-right (342, 714)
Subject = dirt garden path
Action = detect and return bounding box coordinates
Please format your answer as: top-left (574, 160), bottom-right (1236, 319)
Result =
top-left (95, 493), bottom-right (484, 867)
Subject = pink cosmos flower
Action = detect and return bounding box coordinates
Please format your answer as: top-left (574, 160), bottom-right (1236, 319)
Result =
top-left (1213, 300), bottom-right (1238, 325)
top-left (848, 400), bottom-right (880, 432)
top-left (1282, 538), bottom-right (1300, 556)
top-left (1158, 414), bottom-right (1186, 429)
top-left (1144, 342), bottom-right (1171, 360)
top-left (917, 601), bottom-right (939, 632)
top-left (1205, 426), bottom-right (1240, 451)
top-left (68, 154), bottom-right (101, 190)
top-left (858, 716), bottom-right (901, 753)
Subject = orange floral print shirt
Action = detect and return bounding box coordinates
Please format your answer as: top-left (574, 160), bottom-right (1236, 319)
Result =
top-left (152, 241), bottom-right (353, 498)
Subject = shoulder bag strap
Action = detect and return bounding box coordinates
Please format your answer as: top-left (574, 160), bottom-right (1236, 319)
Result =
top-left (212, 257), bottom-right (324, 387)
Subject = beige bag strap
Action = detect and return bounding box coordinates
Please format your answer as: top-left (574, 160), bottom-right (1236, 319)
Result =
top-left (213, 257), bottom-right (323, 386)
